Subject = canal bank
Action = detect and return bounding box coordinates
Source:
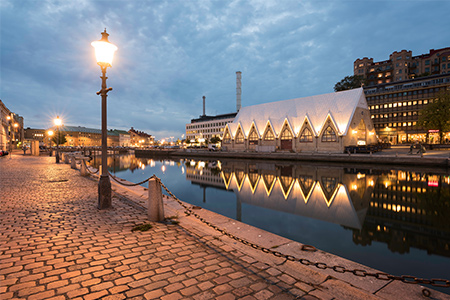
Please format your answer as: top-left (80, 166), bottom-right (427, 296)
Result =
top-left (135, 145), bottom-right (450, 168)
top-left (1, 154), bottom-right (448, 299)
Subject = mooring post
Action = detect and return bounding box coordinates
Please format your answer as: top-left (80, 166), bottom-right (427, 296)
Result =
top-left (148, 178), bottom-right (165, 222)
top-left (80, 159), bottom-right (89, 176)
top-left (71, 157), bottom-right (77, 169)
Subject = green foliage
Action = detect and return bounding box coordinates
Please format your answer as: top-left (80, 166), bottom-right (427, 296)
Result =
top-left (417, 90), bottom-right (450, 143)
top-left (132, 223), bottom-right (153, 232)
top-left (334, 75), bottom-right (366, 92)
top-left (210, 136), bottom-right (221, 144)
top-left (51, 131), bottom-right (67, 145)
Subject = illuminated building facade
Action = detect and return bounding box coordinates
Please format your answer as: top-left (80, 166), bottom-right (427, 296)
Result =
top-left (222, 88), bottom-right (377, 153)
top-left (185, 113), bottom-right (236, 143)
top-left (364, 73), bottom-right (450, 143)
top-left (46, 125), bottom-right (130, 147)
top-left (129, 127), bottom-right (154, 147)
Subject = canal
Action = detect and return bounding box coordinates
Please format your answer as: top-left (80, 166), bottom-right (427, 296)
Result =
top-left (90, 153), bottom-right (450, 294)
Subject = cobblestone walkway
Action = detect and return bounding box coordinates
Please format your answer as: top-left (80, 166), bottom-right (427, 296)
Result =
top-left (1, 155), bottom-right (327, 300)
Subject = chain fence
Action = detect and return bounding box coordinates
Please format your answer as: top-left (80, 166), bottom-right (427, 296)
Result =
top-left (95, 170), bottom-right (450, 291)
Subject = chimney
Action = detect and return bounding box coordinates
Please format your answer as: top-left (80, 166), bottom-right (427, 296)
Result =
top-left (236, 71), bottom-right (242, 112)
top-left (202, 96), bottom-right (206, 116)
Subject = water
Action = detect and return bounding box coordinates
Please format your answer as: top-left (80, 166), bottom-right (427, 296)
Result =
top-left (91, 153), bottom-right (450, 294)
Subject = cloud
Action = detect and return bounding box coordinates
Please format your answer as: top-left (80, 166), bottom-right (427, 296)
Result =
top-left (1, 0), bottom-right (450, 139)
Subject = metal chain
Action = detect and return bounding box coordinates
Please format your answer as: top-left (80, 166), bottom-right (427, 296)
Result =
top-left (83, 160), bottom-right (99, 174)
top-left (153, 175), bottom-right (450, 289)
top-left (108, 171), bottom-right (152, 186)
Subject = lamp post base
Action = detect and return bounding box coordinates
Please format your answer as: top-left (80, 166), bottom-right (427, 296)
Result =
top-left (56, 153), bottom-right (60, 163)
top-left (98, 175), bottom-right (111, 209)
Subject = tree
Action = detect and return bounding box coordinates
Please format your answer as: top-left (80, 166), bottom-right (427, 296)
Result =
top-left (417, 90), bottom-right (450, 144)
top-left (210, 136), bottom-right (221, 144)
top-left (334, 75), bottom-right (365, 92)
top-left (52, 131), bottom-right (67, 146)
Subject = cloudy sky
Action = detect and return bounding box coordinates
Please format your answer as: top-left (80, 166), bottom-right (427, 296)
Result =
top-left (1, 0), bottom-right (449, 140)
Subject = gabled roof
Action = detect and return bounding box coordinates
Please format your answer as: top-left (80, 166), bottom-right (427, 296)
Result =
top-left (228, 88), bottom-right (366, 137)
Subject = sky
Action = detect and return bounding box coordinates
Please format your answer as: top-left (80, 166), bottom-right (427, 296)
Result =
top-left (1, 0), bottom-right (449, 140)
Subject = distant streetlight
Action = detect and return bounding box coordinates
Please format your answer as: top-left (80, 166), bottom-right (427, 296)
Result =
top-left (91, 29), bottom-right (117, 209)
top-left (54, 116), bottom-right (62, 163)
top-left (6, 115), bottom-right (12, 159)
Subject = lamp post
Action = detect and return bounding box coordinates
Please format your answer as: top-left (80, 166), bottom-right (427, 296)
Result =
top-left (6, 115), bottom-right (12, 159)
top-left (54, 116), bottom-right (62, 163)
top-left (92, 29), bottom-right (117, 209)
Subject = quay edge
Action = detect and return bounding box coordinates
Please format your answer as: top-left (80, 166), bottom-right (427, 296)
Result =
top-left (135, 149), bottom-right (450, 168)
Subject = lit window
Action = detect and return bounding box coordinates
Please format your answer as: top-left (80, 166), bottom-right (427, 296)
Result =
top-left (388, 104), bottom-right (392, 108)
top-left (322, 126), bottom-right (337, 142)
top-left (299, 128), bottom-right (313, 142)
top-left (235, 128), bottom-right (244, 144)
top-left (223, 131), bottom-right (231, 144)
top-left (280, 126), bottom-right (292, 140)
top-left (264, 126), bottom-right (275, 141)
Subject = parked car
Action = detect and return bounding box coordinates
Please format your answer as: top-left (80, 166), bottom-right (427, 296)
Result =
top-left (0, 150), bottom-right (9, 156)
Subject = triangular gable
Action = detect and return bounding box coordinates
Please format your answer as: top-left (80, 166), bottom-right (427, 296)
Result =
top-left (278, 118), bottom-right (295, 139)
top-left (262, 120), bottom-right (276, 140)
top-left (262, 174), bottom-right (276, 196)
top-left (235, 122), bottom-right (246, 139)
top-left (318, 112), bottom-right (341, 137)
top-left (223, 123), bottom-right (234, 139)
top-left (278, 175), bottom-right (295, 200)
top-left (221, 170), bottom-right (233, 189)
top-left (247, 172), bottom-right (260, 194)
top-left (299, 114), bottom-right (318, 137)
top-left (297, 176), bottom-right (316, 203)
top-left (318, 177), bottom-right (340, 207)
top-left (248, 121), bottom-right (261, 139)
top-left (341, 88), bottom-right (366, 136)
top-left (234, 170), bottom-right (246, 191)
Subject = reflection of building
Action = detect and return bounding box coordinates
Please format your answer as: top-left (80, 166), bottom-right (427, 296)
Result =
top-left (219, 160), bottom-right (374, 229)
top-left (354, 47), bottom-right (450, 85)
top-left (184, 158), bottom-right (450, 257)
top-left (364, 73), bottom-right (450, 143)
top-left (223, 88), bottom-right (377, 153)
top-left (353, 171), bottom-right (450, 257)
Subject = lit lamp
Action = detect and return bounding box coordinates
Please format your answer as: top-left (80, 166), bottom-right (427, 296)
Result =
top-left (92, 29), bottom-right (117, 209)
top-left (6, 115), bottom-right (12, 158)
top-left (54, 116), bottom-right (62, 163)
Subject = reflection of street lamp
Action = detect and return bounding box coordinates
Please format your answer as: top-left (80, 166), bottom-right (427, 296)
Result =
top-left (54, 116), bottom-right (62, 163)
top-left (92, 29), bottom-right (117, 209)
top-left (47, 130), bottom-right (54, 152)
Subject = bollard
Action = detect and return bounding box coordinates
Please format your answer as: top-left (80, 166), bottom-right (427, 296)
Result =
top-left (71, 157), bottom-right (77, 169)
top-left (148, 178), bottom-right (165, 222)
top-left (80, 159), bottom-right (89, 176)
top-left (64, 154), bottom-right (70, 164)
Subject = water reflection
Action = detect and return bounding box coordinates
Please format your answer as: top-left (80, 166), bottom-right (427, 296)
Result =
top-left (184, 159), bottom-right (450, 258)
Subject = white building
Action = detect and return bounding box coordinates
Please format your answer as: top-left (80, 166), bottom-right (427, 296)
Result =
top-left (222, 88), bottom-right (377, 153)
top-left (185, 113), bottom-right (236, 143)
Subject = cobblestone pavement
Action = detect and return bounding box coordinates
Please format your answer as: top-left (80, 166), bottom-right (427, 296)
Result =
top-left (1, 154), bottom-right (444, 300)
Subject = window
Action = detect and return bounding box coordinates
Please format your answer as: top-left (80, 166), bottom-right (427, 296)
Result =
top-left (235, 128), bottom-right (244, 144)
top-left (223, 131), bottom-right (231, 144)
top-left (299, 128), bottom-right (313, 142)
top-left (264, 126), bottom-right (275, 141)
top-left (248, 128), bottom-right (258, 145)
top-left (280, 126), bottom-right (292, 140)
top-left (322, 126), bottom-right (337, 142)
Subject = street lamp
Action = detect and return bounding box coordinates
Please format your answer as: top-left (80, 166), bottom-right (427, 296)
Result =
top-left (92, 29), bottom-right (117, 209)
top-left (6, 115), bottom-right (12, 158)
top-left (47, 130), bottom-right (54, 155)
top-left (54, 116), bottom-right (62, 163)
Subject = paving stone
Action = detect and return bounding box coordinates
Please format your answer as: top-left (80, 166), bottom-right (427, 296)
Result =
top-left (1, 155), bottom-right (436, 300)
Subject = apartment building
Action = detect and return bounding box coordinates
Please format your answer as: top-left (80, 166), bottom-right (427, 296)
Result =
top-left (364, 73), bottom-right (450, 144)
top-left (186, 113), bottom-right (237, 143)
top-left (355, 47), bottom-right (450, 86)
